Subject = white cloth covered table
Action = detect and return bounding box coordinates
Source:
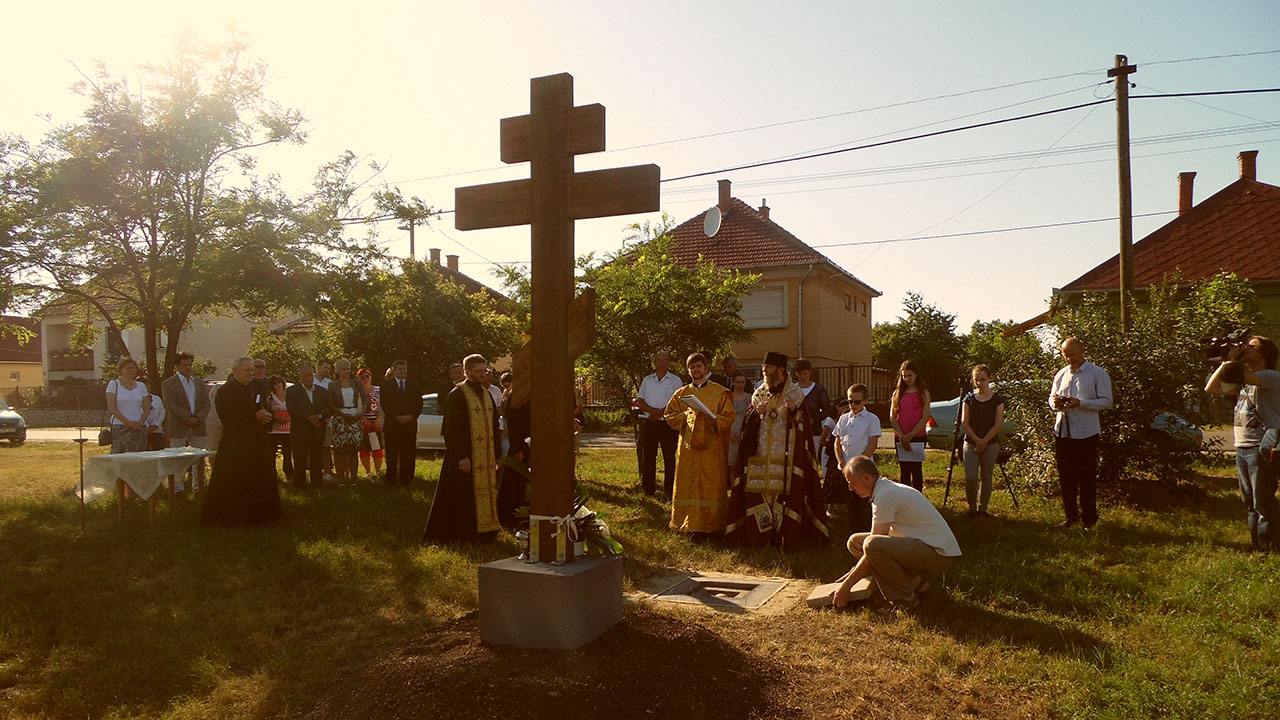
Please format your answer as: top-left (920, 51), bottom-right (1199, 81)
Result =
top-left (81, 447), bottom-right (216, 502)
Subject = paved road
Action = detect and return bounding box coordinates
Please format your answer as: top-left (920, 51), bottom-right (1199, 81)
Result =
top-left (24, 427), bottom-right (1238, 449)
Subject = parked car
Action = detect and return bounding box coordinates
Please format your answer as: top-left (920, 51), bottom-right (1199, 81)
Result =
top-left (0, 397), bottom-right (28, 445)
top-left (925, 385), bottom-right (1204, 451)
top-left (415, 393), bottom-right (445, 451)
top-left (925, 388), bottom-right (1017, 451)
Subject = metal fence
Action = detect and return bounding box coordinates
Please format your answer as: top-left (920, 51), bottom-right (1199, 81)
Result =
top-left (2, 383), bottom-right (109, 410)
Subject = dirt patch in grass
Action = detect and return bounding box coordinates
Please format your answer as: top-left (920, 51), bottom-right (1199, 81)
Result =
top-left (303, 605), bottom-right (1047, 720)
top-left (304, 608), bottom-right (789, 720)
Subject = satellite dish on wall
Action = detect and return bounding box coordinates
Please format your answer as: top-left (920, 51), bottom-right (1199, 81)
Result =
top-left (703, 206), bottom-right (722, 238)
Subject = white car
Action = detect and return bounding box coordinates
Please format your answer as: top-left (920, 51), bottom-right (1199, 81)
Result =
top-left (415, 393), bottom-right (445, 451)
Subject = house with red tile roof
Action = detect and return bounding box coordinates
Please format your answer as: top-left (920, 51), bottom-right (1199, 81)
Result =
top-left (1056, 150), bottom-right (1280, 334)
top-left (666, 180), bottom-right (881, 369)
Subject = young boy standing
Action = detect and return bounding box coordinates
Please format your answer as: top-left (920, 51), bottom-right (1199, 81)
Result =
top-left (834, 383), bottom-right (881, 532)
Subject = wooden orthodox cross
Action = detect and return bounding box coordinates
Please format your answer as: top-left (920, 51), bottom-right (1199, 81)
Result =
top-left (456, 73), bottom-right (659, 564)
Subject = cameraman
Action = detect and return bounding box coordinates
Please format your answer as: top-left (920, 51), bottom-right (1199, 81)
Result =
top-left (1206, 335), bottom-right (1280, 554)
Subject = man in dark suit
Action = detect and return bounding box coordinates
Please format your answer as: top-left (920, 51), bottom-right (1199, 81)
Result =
top-left (286, 362), bottom-right (333, 489)
top-left (380, 359), bottom-right (424, 486)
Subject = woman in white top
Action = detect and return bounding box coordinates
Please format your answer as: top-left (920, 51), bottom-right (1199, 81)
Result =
top-left (105, 356), bottom-right (152, 454)
top-left (326, 359), bottom-right (368, 486)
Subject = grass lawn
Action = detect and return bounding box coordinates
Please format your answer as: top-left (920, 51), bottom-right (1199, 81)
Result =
top-left (0, 442), bottom-right (1276, 719)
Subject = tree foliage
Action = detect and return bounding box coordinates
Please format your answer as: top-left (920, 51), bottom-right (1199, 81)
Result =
top-left (583, 233), bottom-right (757, 396)
top-left (963, 318), bottom-right (1056, 379)
top-left (244, 325), bottom-right (312, 381)
top-left (497, 217), bottom-right (758, 400)
top-left (872, 292), bottom-right (967, 397)
top-left (0, 34), bottom-right (382, 387)
top-left (316, 259), bottom-right (522, 391)
top-left (1001, 272), bottom-right (1259, 493)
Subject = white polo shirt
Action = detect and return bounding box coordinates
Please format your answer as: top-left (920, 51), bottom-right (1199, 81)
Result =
top-left (870, 477), bottom-right (962, 557)
top-left (637, 371), bottom-right (683, 419)
top-left (835, 408), bottom-right (881, 459)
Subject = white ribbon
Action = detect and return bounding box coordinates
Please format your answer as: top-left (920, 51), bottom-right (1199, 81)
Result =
top-left (529, 513), bottom-right (579, 543)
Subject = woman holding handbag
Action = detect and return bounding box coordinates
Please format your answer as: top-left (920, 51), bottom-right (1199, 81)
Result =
top-left (327, 359), bottom-right (368, 486)
top-left (105, 357), bottom-right (151, 455)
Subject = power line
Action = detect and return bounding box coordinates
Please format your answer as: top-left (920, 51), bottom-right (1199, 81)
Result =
top-left (752, 84), bottom-right (1103, 166)
top-left (661, 88), bottom-right (1280, 183)
top-left (612, 78), bottom-right (1106, 154)
top-left (387, 70), bottom-right (1110, 185)
top-left (1144, 49), bottom-right (1280, 67)
top-left (385, 53), bottom-right (1280, 187)
top-left (814, 212), bottom-right (1176, 250)
top-left (659, 121), bottom-right (1280, 195)
top-left (662, 99), bottom-right (1113, 182)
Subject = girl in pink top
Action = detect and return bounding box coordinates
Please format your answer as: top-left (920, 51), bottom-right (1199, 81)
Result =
top-left (889, 360), bottom-right (931, 491)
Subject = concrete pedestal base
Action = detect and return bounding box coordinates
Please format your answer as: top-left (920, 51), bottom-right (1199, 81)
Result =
top-left (478, 555), bottom-right (623, 649)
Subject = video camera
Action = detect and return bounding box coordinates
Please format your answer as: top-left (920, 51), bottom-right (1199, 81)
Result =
top-left (1199, 327), bottom-right (1251, 361)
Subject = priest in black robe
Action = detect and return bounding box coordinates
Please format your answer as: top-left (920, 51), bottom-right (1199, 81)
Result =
top-left (423, 354), bottom-right (502, 543)
top-left (201, 357), bottom-right (282, 527)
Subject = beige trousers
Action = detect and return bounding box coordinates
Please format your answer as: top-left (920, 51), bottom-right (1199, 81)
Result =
top-left (847, 532), bottom-right (953, 603)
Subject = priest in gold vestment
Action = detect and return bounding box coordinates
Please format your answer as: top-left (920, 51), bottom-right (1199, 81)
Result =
top-left (664, 352), bottom-right (736, 534)
top-left (725, 351), bottom-right (829, 548)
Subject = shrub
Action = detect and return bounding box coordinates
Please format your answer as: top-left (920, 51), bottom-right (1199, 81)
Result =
top-left (1001, 272), bottom-right (1257, 494)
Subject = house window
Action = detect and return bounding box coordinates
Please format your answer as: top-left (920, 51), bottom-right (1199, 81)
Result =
top-left (844, 294), bottom-right (852, 310)
top-left (741, 283), bottom-right (788, 329)
top-left (8, 371), bottom-right (18, 381)
top-left (860, 301), bottom-right (867, 316)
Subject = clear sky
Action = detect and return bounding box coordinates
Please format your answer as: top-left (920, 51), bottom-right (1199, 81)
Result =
top-left (3, 1), bottom-right (1278, 332)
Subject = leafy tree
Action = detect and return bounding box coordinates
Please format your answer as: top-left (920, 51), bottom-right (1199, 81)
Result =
top-left (0, 35), bottom-right (382, 387)
top-left (316, 259), bottom-right (522, 391)
top-left (1002, 272), bottom-right (1258, 493)
top-left (497, 218), bottom-right (758, 400)
top-left (872, 292), bottom-right (966, 398)
top-left (962, 318), bottom-right (1056, 379)
top-left (244, 325), bottom-right (311, 381)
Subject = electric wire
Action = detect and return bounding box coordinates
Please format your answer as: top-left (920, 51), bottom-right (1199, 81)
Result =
top-left (662, 89), bottom-right (1280, 183)
top-left (659, 121), bottom-right (1280, 195)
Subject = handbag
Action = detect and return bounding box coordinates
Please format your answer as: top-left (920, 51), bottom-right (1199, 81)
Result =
top-left (97, 396), bottom-right (112, 446)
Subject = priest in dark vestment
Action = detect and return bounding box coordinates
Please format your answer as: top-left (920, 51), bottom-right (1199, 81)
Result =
top-left (725, 351), bottom-right (828, 548)
top-left (201, 357), bottom-right (282, 527)
top-left (423, 354), bottom-right (502, 543)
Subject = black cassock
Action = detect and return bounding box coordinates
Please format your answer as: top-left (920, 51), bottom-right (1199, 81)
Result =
top-left (422, 380), bottom-right (500, 543)
top-left (200, 377), bottom-right (282, 527)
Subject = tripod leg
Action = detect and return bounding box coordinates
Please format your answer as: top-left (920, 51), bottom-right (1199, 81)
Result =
top-left (943, 443), bottom-right (957, 509)
top-left (999, 461), bottom-right (1019, 510)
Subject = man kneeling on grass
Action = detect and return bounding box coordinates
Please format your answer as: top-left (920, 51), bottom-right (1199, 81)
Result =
top-left (830, 456), bottom-right (962, 613)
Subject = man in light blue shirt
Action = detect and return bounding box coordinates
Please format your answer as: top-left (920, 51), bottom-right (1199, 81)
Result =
top-left (1049, 337), bottom-right (1112, 529)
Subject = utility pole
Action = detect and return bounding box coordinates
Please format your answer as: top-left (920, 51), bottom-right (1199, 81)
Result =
top-left (398, 221), bottom-right (416, 259)
top-left (1108, 54), bottom-right (1138, 332)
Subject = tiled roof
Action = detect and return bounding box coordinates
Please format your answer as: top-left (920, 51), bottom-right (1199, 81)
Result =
top-left (666, 198), bottom-right (880, 296)
top-left (0, 316), bottom-right (42, 363)
top-left (1062, 177), bottom-right (1280, 291)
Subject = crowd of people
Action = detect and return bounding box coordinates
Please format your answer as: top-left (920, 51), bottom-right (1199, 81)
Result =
top-left (101, 330), bottom-right (1280, 609)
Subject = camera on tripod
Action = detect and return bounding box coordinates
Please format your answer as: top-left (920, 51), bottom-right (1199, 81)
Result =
top-left (1199, 327), bottom-right (1252, 361)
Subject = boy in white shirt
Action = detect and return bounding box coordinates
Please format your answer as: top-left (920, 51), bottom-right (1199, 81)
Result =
top-left (834, 384), bottom-right (880, 532)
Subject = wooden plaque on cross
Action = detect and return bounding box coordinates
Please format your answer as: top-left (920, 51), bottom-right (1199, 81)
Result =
top-left (455, 73), bottom-right (660, 564)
